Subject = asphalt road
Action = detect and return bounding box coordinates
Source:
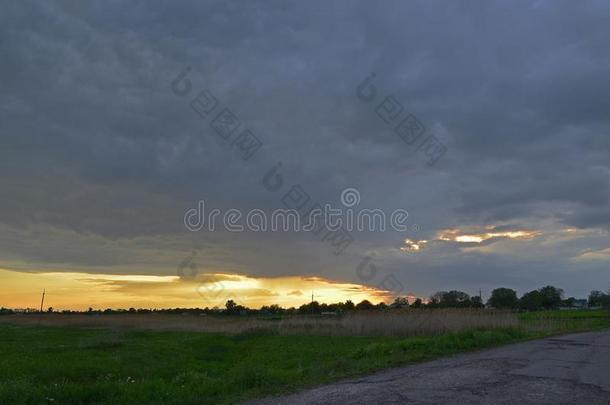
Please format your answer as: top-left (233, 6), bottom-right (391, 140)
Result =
top-left (247, 331), bottom-right (610, 404)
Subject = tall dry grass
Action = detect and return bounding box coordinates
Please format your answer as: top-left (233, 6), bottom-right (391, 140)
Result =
top-left (0, 309), bottom-right (518, 337)
top-left (277, 309), bottom-right (518, 336)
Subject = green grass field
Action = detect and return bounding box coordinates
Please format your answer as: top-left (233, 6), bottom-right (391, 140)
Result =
top-left (518, 308), bottom-right (610, 320)
top-left (1, 310), bottom-right (608, 404)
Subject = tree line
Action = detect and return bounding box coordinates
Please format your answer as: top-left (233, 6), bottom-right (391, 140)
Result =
top-left (423, 286), bottom-right (609, 311)
top-left (1, 286), bottom-right (607, 316)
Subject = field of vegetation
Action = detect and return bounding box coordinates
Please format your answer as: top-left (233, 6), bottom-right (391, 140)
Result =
top-left (0, 309), bottom-right (518, 336)
top-left (1, 309), bottom-right (609, 404)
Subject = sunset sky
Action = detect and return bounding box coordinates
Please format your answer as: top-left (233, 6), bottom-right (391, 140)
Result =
top-left (1, 1), bottom-right (610, 310)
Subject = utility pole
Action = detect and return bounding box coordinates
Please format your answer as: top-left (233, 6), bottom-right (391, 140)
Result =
top-left (311, 291), bottom-right (314, 304)
top-left (40, 289), bottom-right (46, 313)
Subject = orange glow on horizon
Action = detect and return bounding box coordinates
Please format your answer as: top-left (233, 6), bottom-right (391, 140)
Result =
top-left (0, 268), bottom-right (393, 311)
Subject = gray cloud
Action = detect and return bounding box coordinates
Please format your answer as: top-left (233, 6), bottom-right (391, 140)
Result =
top-left (1, 0), bottom-right (610, 299)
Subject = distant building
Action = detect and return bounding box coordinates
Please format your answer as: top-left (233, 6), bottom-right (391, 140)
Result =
top-left (560, 299), bottom-right (588, 310)
top-left (573, 299), bottom-right (588, 309)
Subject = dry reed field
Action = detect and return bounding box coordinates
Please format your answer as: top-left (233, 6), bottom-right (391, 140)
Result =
top-left (0, 309), bottom-right (519, 336)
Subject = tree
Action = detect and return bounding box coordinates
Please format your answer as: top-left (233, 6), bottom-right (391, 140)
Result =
top-left (562, 297), bottom-right (576, 308)
top-left (343, 300), bottom-right (355, 311)
top-left (376, 302), bottom-right (388, 310)
top-left (410, 298), bottom-right (423, 308)
top-left (539, 286), bottom-right (564, 309)
top-left (588, 291), bottom-right (610, 308)
top-left (225, 299), bottom-right (246, 315)
top-left (470, 296), bottom-right (484, 308)
top-left (488, 288), bottom-right (519, 309)
top-left (429, 291), bottom-right (446, 307)
top-left (260, 304), bottom-right (283, 314)
top-left (519, 290), bottom-right (544, 311)
top-left (390, 297), bottom-right (409, 309)
top-left (298, 301), bottom-right (321, 314)
top-left (355, 300), bottom-right (375, 310)
top-left (430, 291), bottom-right (472, 308)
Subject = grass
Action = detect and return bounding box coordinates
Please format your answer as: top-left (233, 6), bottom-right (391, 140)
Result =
top-left (0, 309), bottom-right (608, 404)
top-left (519, 309), bottom-right (609, 320)
top-left (0, 309), bottom-right (519, 336)
top-left (519, 309), bottom-right (610, 334)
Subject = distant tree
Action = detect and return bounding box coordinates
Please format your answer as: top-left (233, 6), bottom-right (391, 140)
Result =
top-left (539, 286), bottom-right (564, 309)
top-left (326, 303), bottom-right (342, 313)
top-left (470, 296), bottom-right (484, 308)
top-left (588, 291), bottom-right (610, 308)
top-left (562, 297), bottom-right (576, 308)
top-left (355, 300), bottom-right (375, 310)
top-left (429, 291), bottom-right (446, 307)
top-left (47, 307), bottom-right (53, 313)
top-left (225, 300), bottom-right (237, 312)
top-left (447, 291), bottom-right (472, 307)
top-left (298, 301), bottom-right (321, 314)
top-left (431, 291), bottom-right (471, 308)
top-left (519, 290), bottom-right (544, 311)
top-left (390, 297), bottom-right (409, 309)
top-left (343, 300), bottom-right (355, 311)
top-left (260, 304), bottom-right (283, 314)
top-left (488, 288), bottom-right (519, 309)
top-left (410, 298), bottom-right (423, 308)
top-left (376, 302), bottom-right (388, 310)
top-left (225, 299), bottom-right (247, 315)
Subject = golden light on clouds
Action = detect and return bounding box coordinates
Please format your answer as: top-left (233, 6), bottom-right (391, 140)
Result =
top-left (0, 268), bottom-right (392, 311)
top-left (400, 238), bottom-right (428, 252)
top-left (400, 225), bottom-right (542, 253)
top-left (436, 228), bottom-right (542, 243)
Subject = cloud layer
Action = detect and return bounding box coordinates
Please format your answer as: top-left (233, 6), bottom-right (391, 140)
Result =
top-left (1, 0), bottom-right (610, 303)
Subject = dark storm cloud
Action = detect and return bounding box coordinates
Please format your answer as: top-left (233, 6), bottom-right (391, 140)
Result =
top-left (1, 0), bottom-right (609, 298)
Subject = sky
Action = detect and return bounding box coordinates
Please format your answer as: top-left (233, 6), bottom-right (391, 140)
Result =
top-left (1, 0), bottom-right (609, 310)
